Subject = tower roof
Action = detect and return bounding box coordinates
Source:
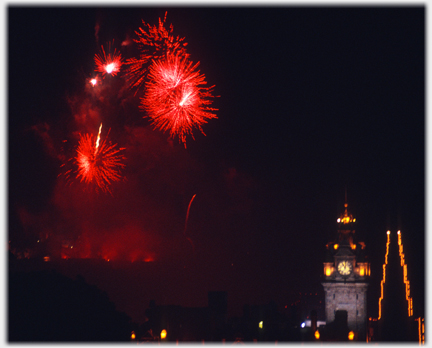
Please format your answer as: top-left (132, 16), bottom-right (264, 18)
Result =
top-left (337, 202), bottom-right (356, 225)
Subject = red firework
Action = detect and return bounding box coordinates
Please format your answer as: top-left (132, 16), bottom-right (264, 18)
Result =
top-left (140, 54), bottom-right (218, 147)
top-left (75, 124), bottom-right (126, 193)
top-left (94, 42), bottom-right (123, 77)
top-left (89, 76), bottom-right (99, 87)
top-left (125, 12), bottom-right (188, 93)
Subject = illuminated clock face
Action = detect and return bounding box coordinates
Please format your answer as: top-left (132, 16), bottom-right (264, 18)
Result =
top-left (337, 261), bottom-right (353, 276)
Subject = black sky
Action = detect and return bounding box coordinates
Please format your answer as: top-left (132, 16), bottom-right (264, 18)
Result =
top-left (7, 5), bottom-right (425, 321)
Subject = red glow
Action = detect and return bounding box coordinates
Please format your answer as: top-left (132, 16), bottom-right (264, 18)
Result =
top-left (51, 226), bottom-right (156, 263)
top-left (75, 124), bottom-right (126, 194)
top-left (129, 249), bottom-right (142, 263)
top-left (90, 78), bottom-right (98, 87)
top-left (125, 12), bottom-right (188, 92)
top-left (141, 53), bottom-right (218, 147)
top-left (94, 42), bottom-right (123, 77)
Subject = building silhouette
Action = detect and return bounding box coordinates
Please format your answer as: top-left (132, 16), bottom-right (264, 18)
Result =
top-left (321, 199), bottom-right (370, 341)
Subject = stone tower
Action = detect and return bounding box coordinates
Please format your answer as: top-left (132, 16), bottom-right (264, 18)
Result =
top-left (321, 198), bottom-right (370, 340)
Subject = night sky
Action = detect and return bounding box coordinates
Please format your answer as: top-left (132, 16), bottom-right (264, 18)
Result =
top-left (7, 5), bottom-right (425, 323)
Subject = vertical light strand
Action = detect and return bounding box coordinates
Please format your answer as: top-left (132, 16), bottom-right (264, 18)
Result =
top-left (416, 317), bottom-right (421, 345)
top-left (421, 318), bottom-right (424, 344)
top-left (397, 230), bottom-right (413, 316)
top-left (378, 231), bottom-right (391, 320)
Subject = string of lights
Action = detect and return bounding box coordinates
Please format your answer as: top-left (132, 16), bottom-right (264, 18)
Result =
top-left (397, 230), bottom-right (413, 317)
top-left (378, 230), bottom-right (391, 320)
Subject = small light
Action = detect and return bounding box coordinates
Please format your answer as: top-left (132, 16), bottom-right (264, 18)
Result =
top-left (259, 321), bottom-right (263, 329)
top-left (337, 218), bottom-right (341, 223)
top-left (348, 331), bottom-right (354, 340)
top-left (387, 230), bottom-right (391, 235)
top-left (90, 78), bottom-right (97, 86)
top-left (131, 331), bottom-right (136, 340)
top-left (351, 244), bottom-right (356, 250)
top-left (353, 218), bottom-right (356, 222)
top-left (397, 230), bottom-right (401, 235)
top-left (325, 267), bottom-right (332, 276)
top-left (161, 329), bottom-right (167, 340)
top-left (301, 322), bottom-right (306, 328)
top-left (314, 330), bottom-right (320, 340)
top-left (334, 244), bottom-right (339, 250)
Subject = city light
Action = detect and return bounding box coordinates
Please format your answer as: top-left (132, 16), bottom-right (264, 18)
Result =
top-left (416, 317), bottom-right (423, 345)
top-left (314, 330), bottom-right (320, 340)
top-left (348, 331), bottom-right (354, 340)
top-left (131, 331), bottom-right (136, 340)
top-left (422, 318), bottom-right (424, 344)
top-left (161, 329), bottom-right (167, 340)
top-left (378, 230), bottom-right (391, 320)
top-left (357, 262), bottom-right (369, 277)
top-left (397, 230), bottom-right (413, 316)
top-left (334, 244), bottom-right (339, 250)
top-left (338, 203), bottom-right (355, 224)
top-left (259, 321), bottom-right (263, 329)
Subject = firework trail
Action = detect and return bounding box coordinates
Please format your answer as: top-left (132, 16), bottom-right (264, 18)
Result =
top-left (184, 194), bottom-right (196, 250)
top-left (76, 124), bottom-right (126, 194)
top-left (140, 53), bottom-right (218, 147)
top-left (125, 12), bottom-right (188, 93)
top-left (94, 42), bottom-right (123, 77)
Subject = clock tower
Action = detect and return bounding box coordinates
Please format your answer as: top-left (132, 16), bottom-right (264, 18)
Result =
top-left (322, 200), bottom-right (370, 340)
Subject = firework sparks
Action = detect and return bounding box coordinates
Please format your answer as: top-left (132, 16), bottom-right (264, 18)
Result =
top-left (124, 12), bottom-right (188, 93)
top-left (89, 77), bottom-right (98, 87)
top-left (95, 123), bottom-right (102, 153)
top-left (140, 54), bottom-right (218, 147)
top-left (76, 124), bottom-right (126, 193)
top-left (94, 42), bottom-right (123, 77)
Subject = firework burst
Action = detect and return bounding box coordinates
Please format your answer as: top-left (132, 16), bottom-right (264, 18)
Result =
top-left (94, 42), bottom-right (123, 77)
top-left (140, 54), bottom-right (218, 147)
top-left (89, 77), bottom-right (99, 87)
top-left (125, 12), bottom-right (188, 93)
top-left (75, 124), bottom-right (126, 193)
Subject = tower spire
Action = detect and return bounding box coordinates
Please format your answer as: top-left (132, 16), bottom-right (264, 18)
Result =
top-left (338, 189), bottom-right (355, 224)
top-left (344, 187), bottom-right (348, 216)
top-left (345, 187), bottom-right (347, 205)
